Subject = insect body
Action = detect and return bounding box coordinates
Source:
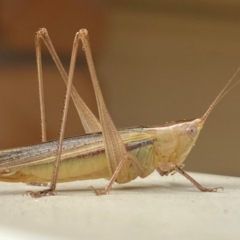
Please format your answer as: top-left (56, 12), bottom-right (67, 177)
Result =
top-left (0, 28), bottom-right (238, 197)
top-left (0, 120), bottom-right (200, 183)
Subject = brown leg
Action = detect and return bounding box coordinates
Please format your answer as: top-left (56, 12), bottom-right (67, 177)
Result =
top-left (175, 165), bottom-right (223, 192)
top-left (89, 155), bottom-right (129, 195)
top-left (27, 29), bottom-right (136, 198)
top-left (89, 154), bottom-right (149, 196)
top-left (36, 30), bottom-right (47, 142)
top-left (35, 28), bottom-right (101, 136)
top-left (25, 28), bottom-right (105, 198)
top-left (25, 34), bottom-right (47, 188)
top-left (26, 30), bottom-right (82, 198)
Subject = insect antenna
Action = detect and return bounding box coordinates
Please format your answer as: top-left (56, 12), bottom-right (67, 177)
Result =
top-left (201, 66), bottom-right (240, 123)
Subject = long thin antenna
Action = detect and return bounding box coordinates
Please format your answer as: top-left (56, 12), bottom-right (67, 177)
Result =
top-left (201, 67), bottom-right (240, 123)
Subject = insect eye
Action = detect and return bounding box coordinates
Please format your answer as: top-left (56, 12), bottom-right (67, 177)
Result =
top-left (186, 125), bottom-right (198, 138)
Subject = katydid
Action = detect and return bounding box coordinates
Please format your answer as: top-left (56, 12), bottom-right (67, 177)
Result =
top-left (0, 28), bottom-right (239, 198)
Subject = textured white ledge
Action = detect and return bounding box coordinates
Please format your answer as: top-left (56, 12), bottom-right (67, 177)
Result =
top-left (0, 171), bottom-right (239, 240)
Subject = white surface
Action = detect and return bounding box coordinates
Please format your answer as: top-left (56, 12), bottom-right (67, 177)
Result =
top-left (0, 172), bottom-right (239, 240)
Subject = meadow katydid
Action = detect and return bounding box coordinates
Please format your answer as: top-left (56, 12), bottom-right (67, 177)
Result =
top-left (0, 28), bottom-right (239, 198)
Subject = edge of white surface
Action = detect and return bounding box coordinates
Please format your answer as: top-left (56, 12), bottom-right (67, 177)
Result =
top-left (0, 172), bottom-right (239, 240)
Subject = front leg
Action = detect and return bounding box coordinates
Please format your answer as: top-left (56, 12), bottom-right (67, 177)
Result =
top-left (174, 165), bottom-right (223, 192)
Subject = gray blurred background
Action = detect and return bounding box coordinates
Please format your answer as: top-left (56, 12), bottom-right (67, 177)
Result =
top-left (0, 0), bottom-right (240, 176)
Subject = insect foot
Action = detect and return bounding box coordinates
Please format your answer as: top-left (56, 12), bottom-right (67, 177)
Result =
top-left (199, 186), bottom-right (224, 192)
top-left (24, 189), bottom-right (56, 198)
top-left (88, 186), bottom-right (108, 196)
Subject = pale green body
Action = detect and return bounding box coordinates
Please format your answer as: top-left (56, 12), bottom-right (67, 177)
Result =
top-left (0, 119), bottom-right (202, 184)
